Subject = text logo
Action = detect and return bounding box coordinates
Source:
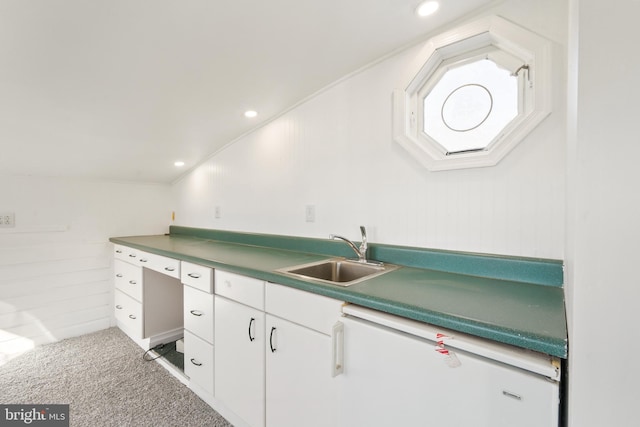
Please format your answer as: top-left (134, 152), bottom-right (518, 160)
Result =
top-left (0, 405), bottom-right (69, 427)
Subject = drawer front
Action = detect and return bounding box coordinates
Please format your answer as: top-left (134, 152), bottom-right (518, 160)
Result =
top-left (184, 330), bottom-right (214, 396)
top-left (150, 253), bottom-right (181, 279)
top-left (114, 289), bottom-right (143, 338)
top-left (266, 282), bottom-right (344, 335)
top-left (181, 261), bottom-right (214, 293)
top-left (114, 259), bottom-right (143, 301)
top-left (215, 270), bottom-right (265, 310)
top-left (184, 285), bottom-right (214, 344)
top-left (135, 252), bottom-right (181, 279)
top-left (114, 244), bottom-right (142, 265)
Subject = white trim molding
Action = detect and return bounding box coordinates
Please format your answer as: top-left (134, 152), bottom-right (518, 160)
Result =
top-left (393, 15), bottom-right (552, 171)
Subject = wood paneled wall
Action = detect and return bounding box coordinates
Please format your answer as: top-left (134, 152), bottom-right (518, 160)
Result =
top-left (0, 175), bottom-right (171, 363)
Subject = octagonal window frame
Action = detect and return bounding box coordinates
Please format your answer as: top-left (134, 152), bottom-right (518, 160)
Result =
top-left (393, 16), bottom-right (552, 171)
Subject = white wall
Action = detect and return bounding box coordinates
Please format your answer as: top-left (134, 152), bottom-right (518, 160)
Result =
top-left (172, 0), bottom-right (568, 260)
top-left (566, 0), bottom-right (640, 425)
top-left (0, 175), bottom-right (171, 364)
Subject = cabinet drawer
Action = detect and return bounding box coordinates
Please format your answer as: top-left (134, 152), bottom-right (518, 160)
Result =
top-left (114, 289), bottom-right (143, 338)
top-left (114, 259), bottom-right (143, 301)
top-left (136, 252), bottom-right (181, 279)
top-left (184, 330), bottom-right (214, 397)
top-left (266, 282), bottom-right (344, 335)
top-left (215, 270), bottom-right (265, 310)
top-left (184, 285), bottom-right (214, 344)
top-left (181, 261), bottom-right (214, 293)
top-left (114, 244), bottom-right (142, 265)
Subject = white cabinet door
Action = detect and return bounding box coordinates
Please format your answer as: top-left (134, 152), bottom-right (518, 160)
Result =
top-left (215, 296), bottom-right (265, 427)
top-left (340, 316), bottom-right (559, 427)
top-left (265, 314), bottom-right (338, 427)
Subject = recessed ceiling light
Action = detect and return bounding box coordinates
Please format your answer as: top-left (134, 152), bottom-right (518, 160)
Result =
top-left (174, 161), bottom-right (185, 167)
top-left (244, 110), bottom-right (258, 118)
top-left (415, 1), bottom-right (439, 17)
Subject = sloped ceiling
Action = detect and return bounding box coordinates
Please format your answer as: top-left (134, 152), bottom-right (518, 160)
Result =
top-left (0, 0), bottom-right (493, 183)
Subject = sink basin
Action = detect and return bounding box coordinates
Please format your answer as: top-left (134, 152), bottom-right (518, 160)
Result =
top-left (278, 258), bottom-right (398, 286)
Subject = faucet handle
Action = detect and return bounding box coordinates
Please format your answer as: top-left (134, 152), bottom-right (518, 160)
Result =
top-left (358, 226), bottom-right (367, 257)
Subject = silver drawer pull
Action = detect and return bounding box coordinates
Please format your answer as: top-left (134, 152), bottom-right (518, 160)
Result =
top-left (187, 273), bottom-right (201, 279)
top-left (190, 358), bottom-right (202, 367)
top-left (139, 259), bottom-right (148, 263)
top-left (502, 390), bottom-right (522, 401)
top-left (129, 280), bottom-right (137, 285)
top-left (115, 250), bottom-right (122, 253)
top-left (116, 274), bottom-right (123, 278)
top-left (128, 314), bottom-right (137, 320)
top-left (164, 267), bottom-right (175, 272)
top-left (190, 310), bottom-right (204, 317)
top-left (115, 305), bottom-right (123, 310)
top-left (129, 254), bottom-right (136, 258)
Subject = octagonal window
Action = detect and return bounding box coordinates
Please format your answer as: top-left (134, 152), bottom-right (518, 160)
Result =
top-left (393, 16), bottom-right (552, 171)
top-left (423, 58), bottom-right (519, 154)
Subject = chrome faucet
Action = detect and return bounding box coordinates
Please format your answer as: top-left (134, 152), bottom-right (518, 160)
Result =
top-left (330, 226), bottom-right (368, 263)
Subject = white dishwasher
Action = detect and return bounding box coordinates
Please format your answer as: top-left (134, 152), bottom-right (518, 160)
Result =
top-left (339, 305), bottom-right (561, 427)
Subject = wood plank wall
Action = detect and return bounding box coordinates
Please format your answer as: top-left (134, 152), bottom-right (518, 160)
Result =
top-left (0, 175), bottom-right (171, 364)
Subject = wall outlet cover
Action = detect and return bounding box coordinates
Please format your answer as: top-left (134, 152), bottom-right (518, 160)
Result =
top-left (0, 212), bottom-right (15, 228)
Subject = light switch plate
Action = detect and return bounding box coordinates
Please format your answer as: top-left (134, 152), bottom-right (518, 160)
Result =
top-left (305, 205), bottom-right (315, 223)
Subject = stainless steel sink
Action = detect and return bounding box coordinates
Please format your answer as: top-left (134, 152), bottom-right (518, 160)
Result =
top-left (278, 258), bottom-right (398, 286)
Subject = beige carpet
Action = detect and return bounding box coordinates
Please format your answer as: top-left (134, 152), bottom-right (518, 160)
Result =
top-left (0, 327), bottom-right (232, 427)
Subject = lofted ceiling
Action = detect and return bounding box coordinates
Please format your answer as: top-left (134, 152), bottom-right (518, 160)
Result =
top-left (0, 0), bottom-right (494, 184)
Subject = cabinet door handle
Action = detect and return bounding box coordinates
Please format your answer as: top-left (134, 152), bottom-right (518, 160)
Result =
top-left (248, 317), bottom-right (256, 342)
top-left (139, 259), bottom-right (148, 263)
top-left (128, 314), bottom-right (137, 320)
top-left (187, 273), bottom-right (201, 279)
top-left (129, 280), bottom-right (137, 285)
top-left (164, 267), bottom-right (175, 272)
top-left (115, 250), bottom-right (122, 254)
top-left (116, 274), bottom-right (123, 278)
top-left (190, 358), bottom-right (202, 367)
top-left (129, 254), bottom-right (136, 258)
top-left (331, 321), bottom-right (344, 377)
top-left (269, 326), bottom-right (277, 353)
top-left (115, 305), bottom-right (123, 310)
top-left (190, 310), bottom-right (204, 317)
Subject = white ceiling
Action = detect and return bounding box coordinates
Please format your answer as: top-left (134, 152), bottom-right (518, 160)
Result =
top-left (0, 0), bottom-right (494, 184)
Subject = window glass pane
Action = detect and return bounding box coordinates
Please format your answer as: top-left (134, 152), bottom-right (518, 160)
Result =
top-left (423, 59), bottom-right (518, 153)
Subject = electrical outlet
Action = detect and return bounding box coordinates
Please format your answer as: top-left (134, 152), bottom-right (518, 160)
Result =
top-left (0, 212), bottom-right (15, 228)
top-left (305, 205), bottom-right (315, 223)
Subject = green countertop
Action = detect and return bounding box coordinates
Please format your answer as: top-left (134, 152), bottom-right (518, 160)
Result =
top-left (110, 228), bottom-right (567, 358)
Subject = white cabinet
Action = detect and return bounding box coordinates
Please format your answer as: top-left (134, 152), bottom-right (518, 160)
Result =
top-left (264, 283), bottom-right (344, 427)
top-left (340, 306), bottom-right (560, 427)
top-left (112, 244), bottom-right (183, 349)
top-left (214, 270), bottom-right (266, 427)
top-left (213, 275), bottom-right (344, 427)
top-left (265, 315), bottom-right (338, 427)
top-left (182, 261), bottom-right (215, 403)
